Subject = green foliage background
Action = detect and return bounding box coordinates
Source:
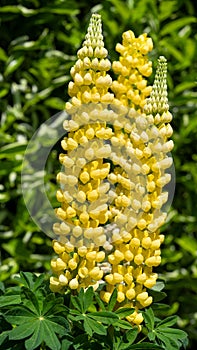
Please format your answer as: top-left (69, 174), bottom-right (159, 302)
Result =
top-left (0, 0), bottom-right (196, 348)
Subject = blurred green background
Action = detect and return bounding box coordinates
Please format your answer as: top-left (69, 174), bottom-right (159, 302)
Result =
top-left (0, 0), bottom-right (196, 348)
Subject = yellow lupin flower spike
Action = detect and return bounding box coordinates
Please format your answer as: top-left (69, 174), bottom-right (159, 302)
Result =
top-left (66, 13), bottom-right (114, 111)
top-left (144, 56), bottom-right (169, 115)
top-left (112, 30), bottom-right (153, 110)
top-left (50, 14), bottom-right (174, 330)
top-left (51, 13), bottom-right (115, 296)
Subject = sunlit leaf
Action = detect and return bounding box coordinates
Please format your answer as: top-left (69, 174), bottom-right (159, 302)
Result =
top-left (159, 1), bottom-right (177, 21)
top-left (176, 236), bottom-right (197, 256)
top-left (0, 47), bottom-right (8, 61)
top-left (0, 142), bottom-right (27, 158)
top-left (174, 81), bottom-right (197, 94)
top-left (44, 97), bottom-right (65, 110)
top-left (160, 16), bottom-right (197, 36)
top-left (4, 56), bottom-right (24, 76)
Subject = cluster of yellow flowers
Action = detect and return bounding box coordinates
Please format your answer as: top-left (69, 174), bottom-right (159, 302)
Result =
top-left (112, 30), bottom-right (153, 110)
top-left (50, 13), bottom-right (173, 328)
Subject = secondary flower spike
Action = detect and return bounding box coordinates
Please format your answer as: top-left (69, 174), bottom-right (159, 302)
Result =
top-left (50, 13), bottom-right (174, 329)
top-left (112, 30), bottom-right (153, 110)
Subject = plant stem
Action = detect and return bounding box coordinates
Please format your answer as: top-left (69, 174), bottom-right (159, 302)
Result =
top-left (137, 336), bottom-right (148, 343)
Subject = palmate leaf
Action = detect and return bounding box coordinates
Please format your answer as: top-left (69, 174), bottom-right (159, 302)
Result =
top-left (88, 311), bottom-right (118, 324)
top-left (115, 307), bottom-right (135, 319)
top-left (156, 327), bottom-right (189, 349)
top-left (24, 322), bottom-right (46, 350)
top-left (151, 303), bottom-right (171, 315)
top-left (24, 319), bottom-right (64, 350)
top-left (161, 327), bottom-right (189, 340)
top-left (83, 317), bottom-right (93, 337)
top-left (145, 314), bottom-right (189, 350)
top-left (46, 316), bottom-right (69, 335)
top-left (0, 331), bottom-right (10, 347)
top-left (71, 294), bottom-right (83, 312)
top-left (115, 328), bottom-right (139, 350)
top-left (68, 309), bottom-right (81, 316)
top-left (0, 295), bottom-right (21, 308)
top-left (71, 287), bottom-right (94, 313)
top-left (8, 316), bottom-right (69, 350)
top-left (2, 286), bottom-right (21, 296)
top-left (14, 272), bottom-right (37, 289)
top-left (5, 296), bottom-right (69, 350)
top-left (143, 307), bottom-right (188, 349)
top-left (68, 314), bottom-right (85, 322)
top-left (107, 288), bottom-right (118, 311)
top-left (113, 320), bottom-right (133, 330)
top-left (5, 306), bottom-right (37, 325)
top-left (124, 328), bottom-right (138, 344)
top-left (83, 286), bottom-right (94, 312)
top-left (24, 319), bottom-right (63, 350)
top-left (155, 332), bottom-right (178, 350)
top-left (84, 316), bottom-right (107, 336)
top-left (42, 294), bottom-right (68, 316)
top-left (95, 292), bottom-right (106, 311)
top-left (21, 288), bottom-right (40, 315)
top-left (156, 315), bottom-right (178, 328)
top-left (61, 337), bottom-right (73, 350)
top-left (143, 308), bottom-right (155, 330)
top-left (126, 344), bottom-right (163, 349)
top-left (9, 321), bottom-right (37, 341)
top-left (32, 274), bottom-right (46, 291)
top-left (68, 305), bottom-right (111, 337)
top-left (125, 342), bottom-right (162, 350)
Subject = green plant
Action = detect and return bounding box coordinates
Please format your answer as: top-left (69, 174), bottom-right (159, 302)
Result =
top-left (0, 272), bottom-right (188, 350)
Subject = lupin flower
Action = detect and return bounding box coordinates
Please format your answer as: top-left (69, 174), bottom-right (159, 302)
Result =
top-left (50, 13), bottom-right (174, 329)
top-left (112, 30), bottom-right (153, 110)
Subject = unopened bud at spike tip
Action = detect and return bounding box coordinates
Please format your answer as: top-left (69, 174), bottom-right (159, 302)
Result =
top-left (144, 55), bottom-right (169, 115)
